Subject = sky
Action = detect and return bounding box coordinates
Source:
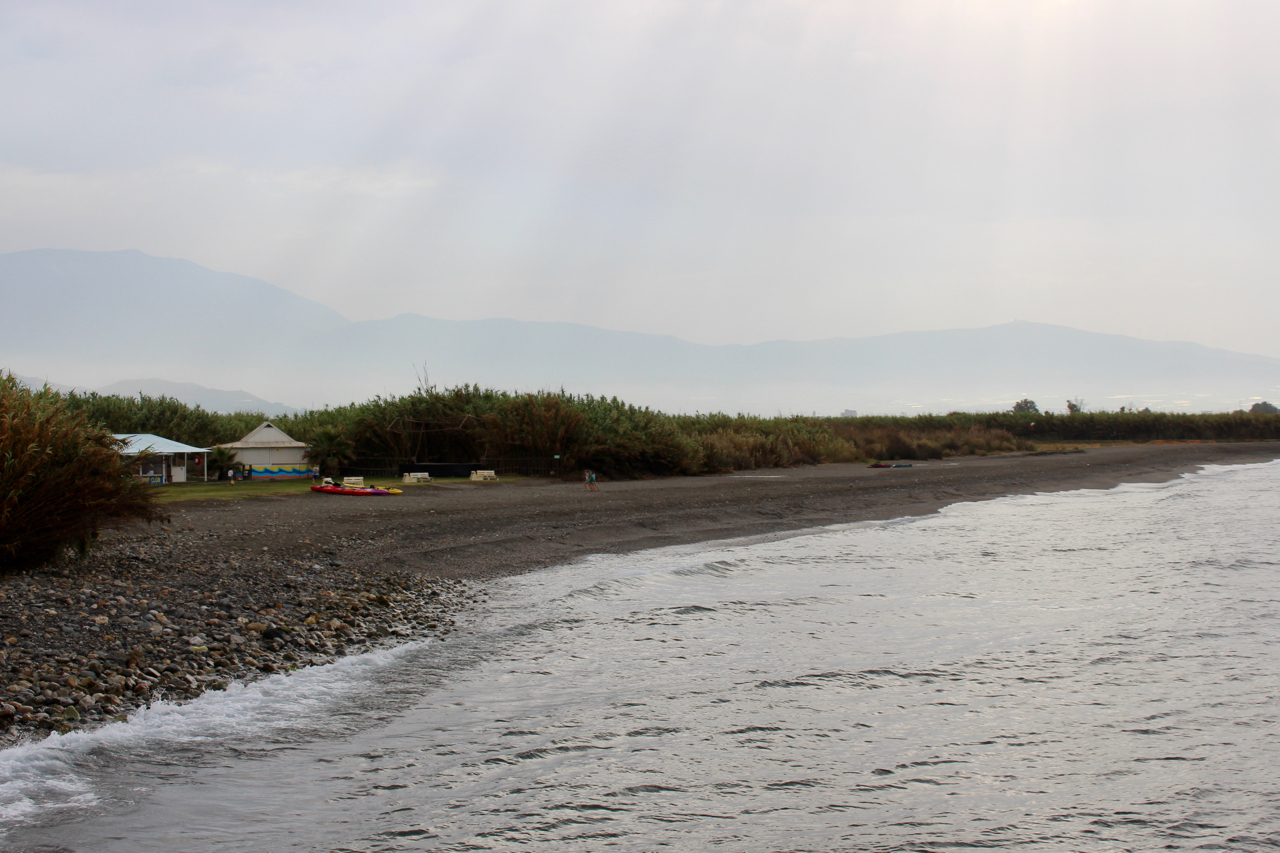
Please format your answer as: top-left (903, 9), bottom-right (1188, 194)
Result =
top-left (3, 0), bottom-right (1279, 356)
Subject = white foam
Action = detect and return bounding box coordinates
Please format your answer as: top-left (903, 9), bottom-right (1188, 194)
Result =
top-left (0, 639), bottom-right (431, 832)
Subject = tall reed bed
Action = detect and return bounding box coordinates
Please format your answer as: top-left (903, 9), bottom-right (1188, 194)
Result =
top-left (55, 385), bottom-right (1043, 477)
top-left (849, 411), bottom-right (1280, 444)
top-left (50, 384), bottom-right (1280, 479)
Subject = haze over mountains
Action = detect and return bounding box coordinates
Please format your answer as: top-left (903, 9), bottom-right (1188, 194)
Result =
top-left (3, 249), bottom-right (1277, 415)
top-left (9, 374), bottom-right (297, 416)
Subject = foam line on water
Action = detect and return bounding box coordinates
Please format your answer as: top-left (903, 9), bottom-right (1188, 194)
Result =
top-left (0, 639), bottom-right (432, 832)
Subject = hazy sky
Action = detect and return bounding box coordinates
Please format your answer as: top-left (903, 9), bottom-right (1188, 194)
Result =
top-left (3, 1), bottom-right (1279, 355)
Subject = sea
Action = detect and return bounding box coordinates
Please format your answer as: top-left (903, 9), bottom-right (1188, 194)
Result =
top-left (1, 460), bottom-right (1278, 852)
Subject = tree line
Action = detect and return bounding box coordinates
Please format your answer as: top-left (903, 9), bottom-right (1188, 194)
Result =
top-left (6, 376), bottom-right (1279, 571)
top-left (54, 384), bottom-right (1047, 477)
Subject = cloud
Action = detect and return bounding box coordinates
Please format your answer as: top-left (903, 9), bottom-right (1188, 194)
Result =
top-left (3, 0), bottom-right (1280, 355)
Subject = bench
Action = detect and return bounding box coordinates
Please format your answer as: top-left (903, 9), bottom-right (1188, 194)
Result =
top-left (402, 472), bottom-right (434, 483)
top-left (469, 470), bottom-right (499, 481)
top-left (342, 476), bottom-right (364, 487)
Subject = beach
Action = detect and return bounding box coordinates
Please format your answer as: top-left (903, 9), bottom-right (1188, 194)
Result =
top-left (163, 441), bottom-right (1279, 579)
top-left (1, 441), bottom-right (1275, 742)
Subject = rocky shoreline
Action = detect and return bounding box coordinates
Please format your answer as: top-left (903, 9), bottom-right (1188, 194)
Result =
top-left (0, 527), bottom-right (484, 745)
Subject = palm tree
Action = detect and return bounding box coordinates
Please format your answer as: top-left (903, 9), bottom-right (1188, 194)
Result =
top-left (307, 426), bottom-right (355, 476)
top-left (207, 446), bottom-right (238, 480)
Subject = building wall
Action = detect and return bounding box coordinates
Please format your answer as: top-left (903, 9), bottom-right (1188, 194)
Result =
top-left (246, 464), bottom-right (311, 480)
top-left (233, 447), bottom-right (307, 466)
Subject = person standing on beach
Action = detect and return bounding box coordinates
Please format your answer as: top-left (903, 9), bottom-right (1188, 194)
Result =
top-left (587, 470), bottom-right (599, 491)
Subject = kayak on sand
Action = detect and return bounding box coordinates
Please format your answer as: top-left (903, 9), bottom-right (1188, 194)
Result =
top-left (310, 484), bottom-right (403, 496)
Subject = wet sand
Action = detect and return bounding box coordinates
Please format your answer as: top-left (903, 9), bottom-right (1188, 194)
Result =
top-left (158, 443), bottom-right (1280, 578)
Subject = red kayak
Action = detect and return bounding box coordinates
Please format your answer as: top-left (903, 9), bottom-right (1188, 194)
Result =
top-left (310, 484), bottom-right (391, 496)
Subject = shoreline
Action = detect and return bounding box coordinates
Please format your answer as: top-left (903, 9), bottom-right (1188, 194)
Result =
top-left (2, 442), bottom-right (1276, 743)
top-left (0, 545), bottom-right (485, 745)
top-left (319, 442), bottom-right (1277, 580)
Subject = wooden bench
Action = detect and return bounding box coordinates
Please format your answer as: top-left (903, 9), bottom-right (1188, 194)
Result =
top-left (469, 470), bottom-right (499, 481)
top-left (342, 476), bottom-right (364, 487)
top-left (402, 472), bottom-right (434, 483)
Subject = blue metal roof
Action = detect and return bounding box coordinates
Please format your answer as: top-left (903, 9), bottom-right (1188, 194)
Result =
top-left (113, 434), bottom-right (208, 455)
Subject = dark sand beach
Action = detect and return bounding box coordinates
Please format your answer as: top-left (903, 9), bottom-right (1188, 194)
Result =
top-left (1, 442), bottom-right (1275, 740)
top-left (163, 441), bottom-right (1280, 579)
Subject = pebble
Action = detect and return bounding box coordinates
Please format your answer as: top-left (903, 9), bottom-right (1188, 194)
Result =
top-left (0, 529), bottom-right (485, 745)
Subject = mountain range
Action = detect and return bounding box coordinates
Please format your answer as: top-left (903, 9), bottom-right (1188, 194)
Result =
top-left (3, 248), bottom-right (1277, 415)
top-left (9, 374), bottom-right (297, 416)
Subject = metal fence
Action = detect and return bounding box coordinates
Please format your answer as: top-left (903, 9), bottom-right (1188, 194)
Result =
top-left (338, 466), bottom-right (402, 478)
top-left (342, 458), bottom-right (563, 479)
top-left (481, 457), bottom-right (561, 477)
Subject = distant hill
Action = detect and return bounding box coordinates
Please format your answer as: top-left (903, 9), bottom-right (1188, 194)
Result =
top-left (8, 372), bottom-right (78, 394)
top-left (0, 248), bottom-right (345, 399)
top-left (7, 372), bottom-right (297, 415)
top-left (93, 379), bottom-right (298, 415)
top-left (4, 249), bottom-right (1279, 414)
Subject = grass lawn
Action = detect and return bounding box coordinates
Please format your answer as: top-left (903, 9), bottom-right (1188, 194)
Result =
top-left (153, 479), bottom-right (313, 503)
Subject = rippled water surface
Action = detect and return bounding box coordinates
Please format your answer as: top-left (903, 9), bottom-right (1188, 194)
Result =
top-left (3, 462), bottom-right (1279, 851)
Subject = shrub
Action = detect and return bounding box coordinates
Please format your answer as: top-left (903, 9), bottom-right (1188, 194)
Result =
top-left (1, 375), bottom-right (165, 572)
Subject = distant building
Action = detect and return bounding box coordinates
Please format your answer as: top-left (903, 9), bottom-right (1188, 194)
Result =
top-left (114, 433), bottom-right (209, 484)
top-left (218, 422), bottom-right (310, 479)
top-left (841, 409), bottom-right (858, 418)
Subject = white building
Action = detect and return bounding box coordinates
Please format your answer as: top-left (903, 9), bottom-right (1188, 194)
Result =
top-left (114, 433), bottom-right (210, 484)
top-left (218, 422), bottom-right (310, 479)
